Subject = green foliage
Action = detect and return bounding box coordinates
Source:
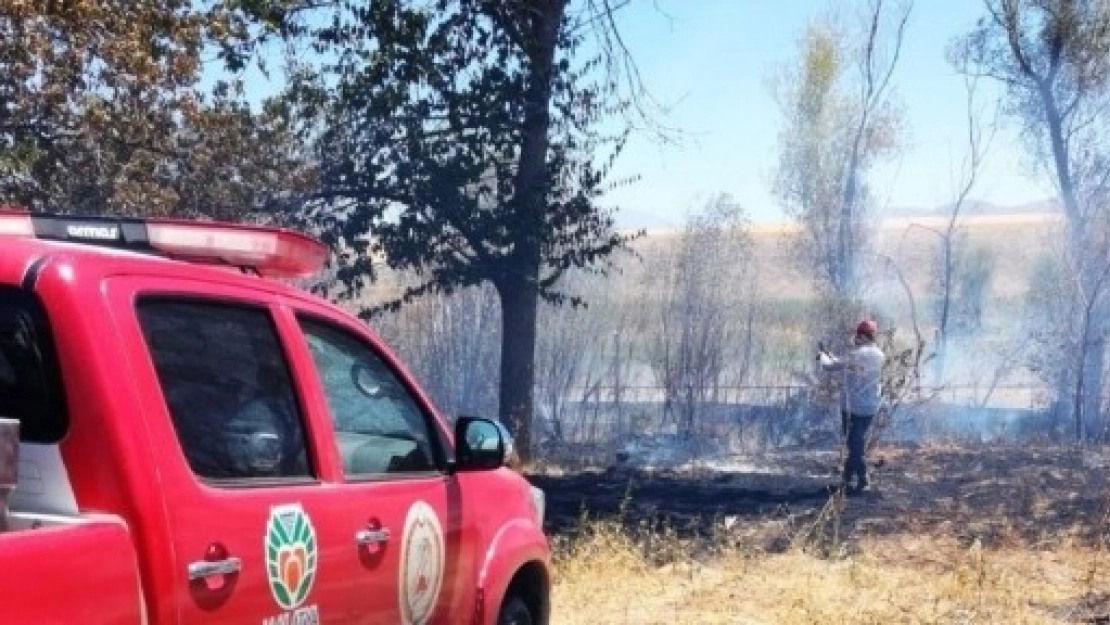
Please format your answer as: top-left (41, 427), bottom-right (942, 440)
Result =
top-left (798, 26), bottom-right (843, 126)
top-left (953, 245), bottom-right (994, 333)
top-left (939, 243), bottom-right (996, 336)
top-left (772, 5), bottom-right (908, 300)
top-left (0, 1), bottom-right (312, 218)
top-left (952, 0), bottom-right (1110, 174)
top-left (279, 0), bottom-right (634, 311)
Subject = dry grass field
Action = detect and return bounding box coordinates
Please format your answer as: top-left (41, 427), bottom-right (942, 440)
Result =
top-left (553, 533), bottom-right (1110, 624)
top-left (536, 443), bottom-right (1110, 624)
top-left (632, 211), bottom-right (1064, 302)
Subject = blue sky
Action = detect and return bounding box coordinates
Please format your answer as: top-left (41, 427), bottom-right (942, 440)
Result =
top-left (597, 0), bottom-right (1057, 226)
top-left (216, 1), bottom-right (1058, 227)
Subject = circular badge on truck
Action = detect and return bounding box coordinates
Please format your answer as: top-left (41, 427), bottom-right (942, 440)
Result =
top-left (398, 501), bottom-right (445, 625)
top-left (265, 503), bottom-right (318, 610)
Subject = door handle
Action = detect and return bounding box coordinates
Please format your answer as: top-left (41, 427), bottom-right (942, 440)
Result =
top-left (188, 557), bottom-right (242, 581)
top-left (355, 528), bottom-right (391, 546)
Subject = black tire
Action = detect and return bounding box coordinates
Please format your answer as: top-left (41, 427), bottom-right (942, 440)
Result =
top-left (497, 595), bottom-right (533, 625)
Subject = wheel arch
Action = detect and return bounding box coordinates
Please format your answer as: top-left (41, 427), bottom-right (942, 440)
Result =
top-left (476, 516), bottom-right (552, 625)
top-left (501, 559), bottom-right (550, 625)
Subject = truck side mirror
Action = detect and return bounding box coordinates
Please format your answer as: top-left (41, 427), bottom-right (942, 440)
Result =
top-left (454, 416), bottom-right (514, 471)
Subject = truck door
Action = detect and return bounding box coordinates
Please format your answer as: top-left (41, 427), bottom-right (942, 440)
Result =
top-left (285, 309), bottom-right (475, 625)
top-left (112, 280), bottom-right (361, 624)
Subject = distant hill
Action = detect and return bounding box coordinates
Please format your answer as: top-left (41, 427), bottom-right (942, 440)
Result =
top-left (883, 198), bottom-right (1061, 219)
top-left (616, 198), bottom-right (1063, 230)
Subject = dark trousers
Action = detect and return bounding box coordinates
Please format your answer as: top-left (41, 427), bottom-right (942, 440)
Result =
top-left (841, 412), bottom-right (873, 487)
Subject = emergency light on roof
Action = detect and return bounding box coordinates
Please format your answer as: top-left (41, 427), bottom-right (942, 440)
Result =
top-left (0, 208), bottom-right (329, 279)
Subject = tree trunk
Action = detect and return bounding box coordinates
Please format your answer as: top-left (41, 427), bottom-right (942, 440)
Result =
top-left (488, 0), bottom-right (564, 463)
top-left (1041, 86), bottom-right (1080, 229)
top-left (496, 276), bottom-right (539, 460)
top-left (1083, 337), bottom-right (1105, 440)
top-left (838, 130), bottom-right (865, 299)
top-left (1073, 293), bottom-right (1109, 442)
top-left (1076, 325), bottom-right (1089, 442)
top-left (937, 235), bottom-right (954, 383)
top-left (1039, 82), bottom-right (1106, 443)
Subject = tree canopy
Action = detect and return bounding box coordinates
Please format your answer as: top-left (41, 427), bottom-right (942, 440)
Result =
top-left (248, 0), bottom-right (638, 455)
top-left (772, 1), bottom-right (909, 302)
top-left (0, 1), bottom-right (313, 217)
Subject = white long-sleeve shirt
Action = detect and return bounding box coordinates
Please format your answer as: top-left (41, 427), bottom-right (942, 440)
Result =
top-left (819, 343), bottom-right (885, 416)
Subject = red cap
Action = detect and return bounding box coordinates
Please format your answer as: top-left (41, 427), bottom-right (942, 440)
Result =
top-left (856, 319), bottom-right (878, 339)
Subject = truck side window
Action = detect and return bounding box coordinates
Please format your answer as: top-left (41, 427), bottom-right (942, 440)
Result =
top-left (0, 287), bottom-right (67, 443)
top-left (137, 299), bottom-right (312, 482)
top-left (299, 317), bottom-right (439, 477)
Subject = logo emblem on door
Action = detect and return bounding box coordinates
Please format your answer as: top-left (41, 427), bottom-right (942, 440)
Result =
top-left (265, 504), bottom-right (318, 610)
top-left (398, 501), bottom-right (445, 625)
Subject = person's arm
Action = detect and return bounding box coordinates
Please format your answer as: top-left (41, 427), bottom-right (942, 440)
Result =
top-left (818, 350), bottom-right (846, 371)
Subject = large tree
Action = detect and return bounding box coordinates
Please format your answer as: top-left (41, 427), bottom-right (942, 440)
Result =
top-left (954, 0), bottom-right (1110, 439)
top-left (277, 0), bottom-right (634, 457)
top-left (0, 0), bottom-right (199, 206)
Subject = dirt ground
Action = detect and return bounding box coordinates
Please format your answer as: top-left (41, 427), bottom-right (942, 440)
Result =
top-left (531, 443), bottom-right (1110, 550)
top-left (532, 443), bottom-right (1110, 624)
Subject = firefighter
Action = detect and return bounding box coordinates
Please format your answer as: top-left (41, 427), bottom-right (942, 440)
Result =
top-left (818, 319), bottom-right (884, 495)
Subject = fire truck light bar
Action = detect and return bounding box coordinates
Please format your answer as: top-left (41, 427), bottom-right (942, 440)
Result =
top-left (0, 208), bottom-right (328, 279)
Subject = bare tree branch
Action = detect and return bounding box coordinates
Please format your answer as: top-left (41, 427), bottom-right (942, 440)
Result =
top-left (577, 0), bottom-right (682, 143)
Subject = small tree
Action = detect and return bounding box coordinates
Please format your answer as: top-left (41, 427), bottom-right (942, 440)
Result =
top-left (533, 268), bottom-right (626, 447)
top-left (951, 245), bottom-right (995, 335)
top-left (1024, 231), bottom-right (1110, 441)
top-left (773, 0), bottom-right (910, 301)
top-left (1025, 249), bottom-right (1074, 434)
top-left (919, 73), bottom-right (997, 382)
top-left (644, 194), bottom-right (754, 441)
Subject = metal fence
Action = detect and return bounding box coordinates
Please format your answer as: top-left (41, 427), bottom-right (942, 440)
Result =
top-left (537, 383), bottom-right (1087, 454)
top-left (563, 383), bottom-right (1058, 410)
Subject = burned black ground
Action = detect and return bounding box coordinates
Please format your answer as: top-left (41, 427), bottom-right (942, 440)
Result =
top-left (530, 444), bottom-right (1110, 550)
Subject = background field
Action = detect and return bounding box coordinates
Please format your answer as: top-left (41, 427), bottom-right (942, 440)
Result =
top-left (639, 207), bottom-right (1062, 303)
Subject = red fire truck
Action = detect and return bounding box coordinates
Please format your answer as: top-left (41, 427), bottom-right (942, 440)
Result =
top-left (0, 209), bottom-right (550, 625)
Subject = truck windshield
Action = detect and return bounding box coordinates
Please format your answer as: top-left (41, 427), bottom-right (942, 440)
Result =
top-left (0, 286), bottom-right (67, 443)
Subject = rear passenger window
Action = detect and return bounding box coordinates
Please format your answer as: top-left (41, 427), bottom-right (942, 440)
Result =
top-left (137, 299), bottom-right (312, 482)
top-left (0, 287), bottom-right (67, 443)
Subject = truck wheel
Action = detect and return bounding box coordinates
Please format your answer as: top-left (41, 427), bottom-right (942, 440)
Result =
top-left (497, 595), bottom-right (533, 625)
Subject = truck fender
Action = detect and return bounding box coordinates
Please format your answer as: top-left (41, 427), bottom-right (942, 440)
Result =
top-left (474, 518), bottom-right (552, 625)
